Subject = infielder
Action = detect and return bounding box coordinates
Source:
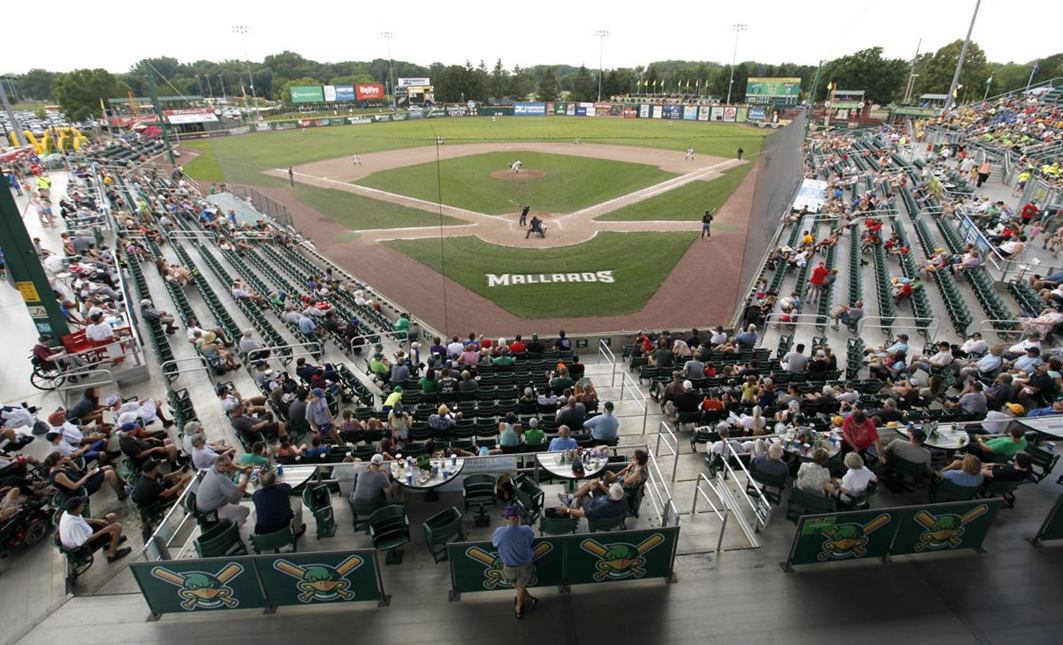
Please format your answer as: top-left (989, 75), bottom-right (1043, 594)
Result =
top-left (352, 154), bottom-right (361, 165)
top-left (685, 147), bottom-right (695, 160)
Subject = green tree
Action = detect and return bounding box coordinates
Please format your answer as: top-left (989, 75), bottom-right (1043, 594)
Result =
top-left (820, 47), bottom-right (908, 104)
top-left (509, 65), bottom-right (533, 100)
top-left (329, 73), bottom-right (374, 86)
top-left (17, 69), bottom-right (56, 100)
top-left (916, 40), bottom-right (989, 100)
top-left (537, 67), bottom-right (560, 101)
top-left (570, 66), bottom-right (596, 102)
top-left (53, 69), bottom-right (129, 122)
top-left (279, 77), bottom-right (321, 105)
top-left (489, 59), bottom-right (509, 99)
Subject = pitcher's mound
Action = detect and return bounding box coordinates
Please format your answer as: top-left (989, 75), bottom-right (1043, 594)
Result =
top-left (490, 169), bottom-right (545, 180)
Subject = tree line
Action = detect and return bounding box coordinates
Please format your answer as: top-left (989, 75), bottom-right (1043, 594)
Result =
top-left (7, 42), bottom-right (1061, 122)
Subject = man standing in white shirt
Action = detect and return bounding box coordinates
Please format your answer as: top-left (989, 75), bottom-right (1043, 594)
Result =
top-left (59, 496), bottom-right (130, 562)
top-left (85, 312), bottom-right (122, 360)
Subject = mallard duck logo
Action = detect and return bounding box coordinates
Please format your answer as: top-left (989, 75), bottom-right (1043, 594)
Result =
top-left (580, 534), bottom-right (664, 581)
top-left (273, 555), bottom-right (364, 602)
top-left (151, 563), bottom-right (242, 610)
top-left (816, 514), bottom-right (891, 561)
top-left (912, 505), bottom-right (988, 551)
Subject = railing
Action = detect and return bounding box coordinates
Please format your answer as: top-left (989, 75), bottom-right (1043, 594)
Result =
top-left (618, 371), bottom-right (649, 434)
top-left (690, 473), bottom-right (733, 553)
top-left (598, 338), bottom-right (618, 387)
top-left (975, 318), bottom-right (1024, 339)
top-left (161, 356), bottom-right (215, 384)
top-left (56, 368), bottom-right (116, 407)
top-left (654, 421), bottom-right (680, 482)
top-left (722, 440), bottom-right (772, 542)
top-left (644, 448), bottom-right (680, 528)
top-left (255, 342), bottom-right (326, 366)
top-left (231, 185), bottom-right (294, 230)
top-left (856, 315), bottom-right (940, 341)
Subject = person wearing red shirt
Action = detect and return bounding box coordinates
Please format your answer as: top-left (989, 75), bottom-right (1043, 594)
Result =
top-left (807, 262), bottom-right (830, 303)
top-left (509, 335), bottom-right (527, 355)
top-left (842, 409), bottom-right (884, 463)
top-left (1021, 202), bottom-right (1040, 223)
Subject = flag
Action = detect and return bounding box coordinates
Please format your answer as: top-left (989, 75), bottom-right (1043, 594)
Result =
top-left (1033, 60), bottom-right (1040, 75)
top-left (99, 98), bottom-right (106, 120)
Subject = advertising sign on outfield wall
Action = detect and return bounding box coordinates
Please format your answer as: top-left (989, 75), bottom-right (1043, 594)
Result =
top-left (334, 86), bottom-right (356, 101)
top-left (661, 105), bottom-right (678, 119)
top-left (723, 107), bottom-right (737, 122)
top-left (747, 107), bottom-right (767, 122)
top-left (698, 106), bottom-right (711, 121)
top-left (639, 105), bottom-right (650, 118)
top-left (355, 84), bottom-right (385, 100)
top-left (397, 77), bottom-right (430, 87)
top-left (323, 85), bottom-right (337, 102)
top-left (710, 106), bottom-right (725, 121)
top-left (652, 105), bottom-right (663, 119)
top-left (578, 102), bottom-right (596, 117)
top-left (446, 106), bottom-right (468, 117)
top-left (514, 102), bottom-right (547, 116)
top-left (623, 106), bottom-right (638, 118)
top-left (595, 103), bottom-right (622, 117)
top-left (682, 105), bottom-right (698, 120)
top-left (290, 86), bottom-right (324, 104)
top-left (735, 107), bottom-right (749, 123)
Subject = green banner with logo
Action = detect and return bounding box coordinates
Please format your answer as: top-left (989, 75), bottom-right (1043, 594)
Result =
top-left (746, 77), bottom-right (801, 98)
top-left (788, 510), bottom-right (899, 568)
top-left (447, 537), bottom-right (565, 594)
top-left (447, 527), bottom-right (679, 595)
top-left (290, 85), bottom-right (324, 104)
top-left (891, 500), bottom-right (1001, 555)
top-left (1032, 494), bottom-right (1063, 546)
top-left (131, 550), bottom-right (384, 616)
top-left (786, 499), bottom-right (1003, 570)
top-left (131, 558), bottom-right (267, 615)
top-left (565, 529), bottom-right (677, 585)
top-left (255, 551), bottom-right (381, 606)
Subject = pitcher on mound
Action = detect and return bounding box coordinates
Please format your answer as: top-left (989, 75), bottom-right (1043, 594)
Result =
top-left (511, 159), bottom-right (522, 174)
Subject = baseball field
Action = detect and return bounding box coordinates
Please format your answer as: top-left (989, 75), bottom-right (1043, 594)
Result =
top-left (181, 116), bottom-right (771, 332)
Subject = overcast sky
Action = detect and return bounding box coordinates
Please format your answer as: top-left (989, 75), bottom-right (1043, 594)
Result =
top-left (6, 0), bottom-right (1059, 75)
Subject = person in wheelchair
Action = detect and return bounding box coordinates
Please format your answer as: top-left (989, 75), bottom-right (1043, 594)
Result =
top-left (32, 335), bottom-right (87, 374)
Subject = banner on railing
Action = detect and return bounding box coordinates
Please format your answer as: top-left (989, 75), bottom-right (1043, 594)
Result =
top-left (447, 527), bottom-right (679, 598)
top-left (130, 549), bottom-right (385, 617)
top-left (784, 499), bottom-right (1001, 571)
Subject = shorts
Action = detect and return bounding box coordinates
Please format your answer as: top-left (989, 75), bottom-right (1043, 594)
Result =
top-left (502, 562), bottom-right (534, 588)
top-left (258, 422), bottom-right (281, 438)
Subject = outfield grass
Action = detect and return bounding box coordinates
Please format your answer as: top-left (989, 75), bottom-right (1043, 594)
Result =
top-left (384, 232), bottom-right (694, 318)
top-left (182, 116), bottom-right (770, 186)
top-left (291, 184), bottom-right (465, 230)
top-left (355, 151), bottom-right (676, 215)
top-left (595, 164), bottom-right (751, 224)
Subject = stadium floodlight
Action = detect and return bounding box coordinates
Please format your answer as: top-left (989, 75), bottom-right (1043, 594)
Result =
top-left (232, 25), bottom-right (258, 110)
top-left (726, 23), bottom-right (747, 105)
top-left (381, 31), bottom-right (398, 110)
top-left (595, 30), bottom-right (609, 102)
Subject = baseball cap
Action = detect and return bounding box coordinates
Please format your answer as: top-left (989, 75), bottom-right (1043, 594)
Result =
top-left (64, 495), bottom-right (89, 512)
top-left (120, 422), bottom-right (140, 433)
top-left (105, 395), bottom-right (119, 406)
top-left (311, 388), bottom-right (325, 398)
top-left (910, 428), bottom-right (927, 442)
top-left (1005, 403), bottom-right (1025, 415)
top-left (140, 298), bottom-right (152, 307)
top-left (502, 505), bottom-right (521, 519)
top-left (370, 454), bottom-right (384, 465)
top-left (683, 380), bottom-right (693, 390)
top-left (255, 359), bottom-right (268, 367)
top-left (897, 334), bottom-right (909, 340)
top-left (46, 430), bottom-right (61, 441)
top-left (117, 412), bottom-right (139, 426)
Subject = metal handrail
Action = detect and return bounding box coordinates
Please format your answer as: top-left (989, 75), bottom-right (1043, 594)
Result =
top-left (56, 368), bottom-right (116, 406)
top-left (723, 440), bottom-right (773, 533)
top-left (654, 421), bottom-right (680, 482)
top-left (618, 371), bottom-right (649, 434)
top-left (644, 448), bottom-right (679, 528)
top-left (161, 356), bottom-right (214, 383)
top-left (691, 473), bottom-right (732, 553)
top-left (598, 339), bottom-right (618, 387)
top-left (974, 318), bottom-right (1024, 338)
top-left (854, 314), bottom-right (939, 340)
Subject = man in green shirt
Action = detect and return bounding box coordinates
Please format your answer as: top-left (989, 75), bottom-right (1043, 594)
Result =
top-left (393, 313), bottom-right (411, 339)
top-left (523, 418), bottom-right (545, 447)
top-left (238, 442), bottom-right (270, 468)
top-left (368, 352), bottom-right (390, 384)
top-left (493, 347), bottom-right (515, 368)
top-left (550, 367), bottom-right (574, 395)
top-left (968, 426), bottom-right (1027, 462)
